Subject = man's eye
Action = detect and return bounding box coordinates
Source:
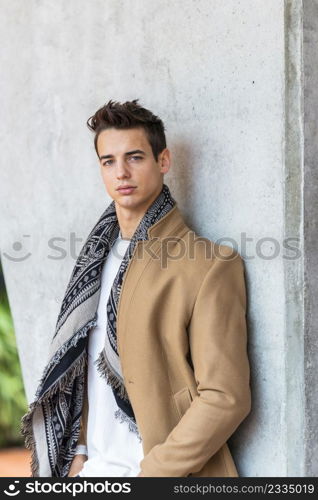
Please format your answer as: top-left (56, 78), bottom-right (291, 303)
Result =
top-left (129, 156), bottom-right (142, 161)
top-left (102, 160), bottom-right (113, 166)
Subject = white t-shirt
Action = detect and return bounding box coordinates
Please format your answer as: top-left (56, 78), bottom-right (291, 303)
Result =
top-left (76, 232), bottom-right (144, 477)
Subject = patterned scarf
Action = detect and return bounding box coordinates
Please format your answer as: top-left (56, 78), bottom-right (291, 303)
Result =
top-left (21, 183), bottom-right (176, 477)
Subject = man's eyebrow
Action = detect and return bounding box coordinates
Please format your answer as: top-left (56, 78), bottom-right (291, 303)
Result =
top-left (125, 149), bottom-right (146, 156)
top-left (99, 149), bottom-right (146, 160)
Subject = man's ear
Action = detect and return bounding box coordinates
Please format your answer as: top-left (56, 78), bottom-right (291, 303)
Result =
top-left (158, 148), bottom-right (171, 175)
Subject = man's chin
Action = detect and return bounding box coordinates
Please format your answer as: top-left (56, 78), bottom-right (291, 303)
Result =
top-left (114, 197), bottom-right (141, 210)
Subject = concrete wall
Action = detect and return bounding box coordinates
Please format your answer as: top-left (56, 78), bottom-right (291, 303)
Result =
top-left (0, 0), bottom-right (314, 476)
top-left (303, 0), bottom-right (318, 478)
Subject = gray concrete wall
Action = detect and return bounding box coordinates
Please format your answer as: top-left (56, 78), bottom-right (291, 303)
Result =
top-left (303, 0), bottom-right (318, 478)
top-left (283, 0), bottom-right (305, 477)
top-left (0, 0), bottom-right (315, 476)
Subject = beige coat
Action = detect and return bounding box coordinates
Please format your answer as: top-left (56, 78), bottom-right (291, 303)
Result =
top-left (78, 204), bottom-right (251, 477)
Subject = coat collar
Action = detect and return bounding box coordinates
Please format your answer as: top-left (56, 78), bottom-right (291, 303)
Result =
top-left (147, 203), bottom-right (188, 240)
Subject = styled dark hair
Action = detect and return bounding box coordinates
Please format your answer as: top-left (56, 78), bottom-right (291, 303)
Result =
top-left (86, 99), bottom-right (166, 161)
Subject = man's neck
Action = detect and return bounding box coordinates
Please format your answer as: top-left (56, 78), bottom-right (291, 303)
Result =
top-left (116, 208), bottom-right (144, 240)
top-left (115, 184), bottom-right (164, 239)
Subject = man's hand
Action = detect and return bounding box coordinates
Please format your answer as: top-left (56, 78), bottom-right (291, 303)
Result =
top-left (68, 454), bottom-right (87, 477)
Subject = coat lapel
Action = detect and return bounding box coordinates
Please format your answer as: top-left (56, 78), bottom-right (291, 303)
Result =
top-left (116, 204), bottom-right (188, 362)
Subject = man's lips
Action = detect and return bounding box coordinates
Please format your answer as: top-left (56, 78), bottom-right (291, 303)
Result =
top-left (116, 186), bottom-right (137, 194)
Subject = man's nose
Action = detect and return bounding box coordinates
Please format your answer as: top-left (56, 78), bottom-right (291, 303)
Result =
top-left (116, 159), bottom-right (130, 178)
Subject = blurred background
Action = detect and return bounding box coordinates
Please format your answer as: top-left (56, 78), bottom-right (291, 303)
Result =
top-left (0, 257), bottom-right (30, 476)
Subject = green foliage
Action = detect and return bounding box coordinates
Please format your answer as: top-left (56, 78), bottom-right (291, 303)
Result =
top-left (0, 288), bottom-right (28, 447)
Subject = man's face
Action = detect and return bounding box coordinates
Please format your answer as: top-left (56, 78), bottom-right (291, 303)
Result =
top-left (96, 127), bottom-right (170, 215)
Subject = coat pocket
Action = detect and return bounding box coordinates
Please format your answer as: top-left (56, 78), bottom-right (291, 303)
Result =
top-left (173, 386), bottom-right (193, 419)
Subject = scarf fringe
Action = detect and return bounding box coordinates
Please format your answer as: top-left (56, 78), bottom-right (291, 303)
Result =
top-left (20, 318), bottom-right (93, 477)
top-left (38, 313), bottom-right (98, 391)
top-left (20, 410), bottom-right (39, 477)
top-left (94, 349), bottom-right (130, 402)
top-left (114, 407), bottom-right (142, 442)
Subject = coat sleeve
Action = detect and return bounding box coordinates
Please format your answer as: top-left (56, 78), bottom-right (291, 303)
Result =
top-left (139, 250), bottom-right (251, 477)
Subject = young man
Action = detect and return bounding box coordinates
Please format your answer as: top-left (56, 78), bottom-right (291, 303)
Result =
top-left (22, 99), bottom-right (251, 477)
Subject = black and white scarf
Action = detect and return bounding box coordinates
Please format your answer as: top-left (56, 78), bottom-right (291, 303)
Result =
top-left (21, 183), bottom-right (176, 477)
